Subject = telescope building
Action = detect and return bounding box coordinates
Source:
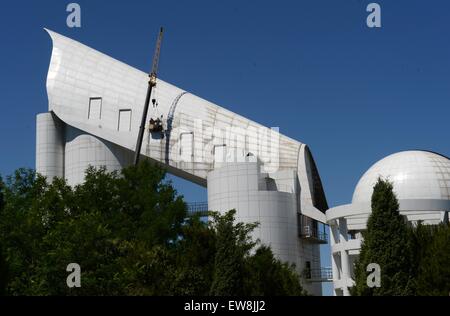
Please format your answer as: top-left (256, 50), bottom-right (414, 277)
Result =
top-left (326, 150), bottom-right (450, 296)
top-left (36, 29), bottom-right (330, 295)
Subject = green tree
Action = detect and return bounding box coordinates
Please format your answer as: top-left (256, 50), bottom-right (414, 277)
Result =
top-left (209, 210), bottom-right (258, 296)
top-left (0, 175), bottom-right (4, 209)
top-left (39, 162), bottom-right (186, 295)
top-left (0, 162), bottom-right (187, 295)
top-left (0, 169), bottom-right (49, 295)
top-left (414, 223), bottom-right (450, 295)
top-left (243, 246), bottom-right (306, 296)
top-left (0, 162), bottom-right (306, 296)
top-left (352, 178), bottom-right (414, 296)
top-left (0, 176), bottom-right (7, 295)
top-left (167, 214), bottom-right (217, 295)
top-left (0, 243), bottom-right (6, 296)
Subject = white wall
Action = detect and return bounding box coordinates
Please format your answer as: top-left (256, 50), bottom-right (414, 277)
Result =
top-left (36, 112), bottom-right (64, 180)
top-left (207, 161), bottom-right (322, 295)
top-left (64, 126), bottom-right (134, 186)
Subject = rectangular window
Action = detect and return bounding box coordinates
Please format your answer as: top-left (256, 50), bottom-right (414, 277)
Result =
top-left (214, 144), bottom-right (226, 164)
top-left (88, 97), bottom-right (102, 119)
top-left (179, 132), bottom-right (193, 162)
top-left (118, 109), bottom-right (132, 132)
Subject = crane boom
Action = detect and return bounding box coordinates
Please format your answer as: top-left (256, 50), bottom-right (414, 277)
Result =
top-left (151, 27), bottom-right (164, 80)
top-left (133, 27), bottom-right (164, 166)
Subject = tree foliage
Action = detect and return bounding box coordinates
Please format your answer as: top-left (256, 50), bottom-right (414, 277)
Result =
top-left (352, 178), bottom-right (450, 296)
top-left (413, 223), bottom-right (450, 295)
top-left (209, 210), bottom-right (257, 296)
top-left (0, 176), bottom-right (7, 295)
top-left (0, 161), bottom-right (305, 296)
top-left (352, 178), bottom-right (414, 296)
top-left (243, 246), bottom-right (306, 296)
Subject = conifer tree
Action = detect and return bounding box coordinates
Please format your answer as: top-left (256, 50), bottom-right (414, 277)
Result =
top-left (352, 178), bottom-right (414, 295)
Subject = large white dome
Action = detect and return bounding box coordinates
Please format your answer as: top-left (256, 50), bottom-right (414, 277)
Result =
top-left (352, 150), bottom-right (450, 203)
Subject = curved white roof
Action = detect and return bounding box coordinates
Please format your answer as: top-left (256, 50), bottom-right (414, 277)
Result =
top-left (352, 150), bottom-right (450, 203)
top-left (44, 29), bottom-right (302, 184)
top-left (42, 29), bottom-right (329, 220)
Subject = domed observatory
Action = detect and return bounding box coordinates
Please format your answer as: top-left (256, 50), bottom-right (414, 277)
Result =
top-left (326, 150), bottom-right (450, 296)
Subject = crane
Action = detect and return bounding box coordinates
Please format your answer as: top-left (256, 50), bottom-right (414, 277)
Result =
top-left (133, 27), bottom-right (164, 166)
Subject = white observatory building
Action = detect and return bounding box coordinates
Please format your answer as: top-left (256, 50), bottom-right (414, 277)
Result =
top-left (326, 150), bottom-right (450, 296)
top-left (36, 30), bottom-right (330, 295)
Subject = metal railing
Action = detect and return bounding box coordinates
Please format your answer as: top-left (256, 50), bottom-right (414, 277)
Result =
top-left (304, 267), bottom-right (333, 282)
top-left (186, 201), bottom-right (209, 217)
top-left (300, 225), bottom-right (328, 244)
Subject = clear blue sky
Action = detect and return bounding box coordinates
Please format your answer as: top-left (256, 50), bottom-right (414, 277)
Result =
top-left (1, 0), bottom-right (449, 295)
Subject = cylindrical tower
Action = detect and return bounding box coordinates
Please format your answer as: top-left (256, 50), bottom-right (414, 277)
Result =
top-left (207, 160), bottom-right (323, 295)
top-left (36, 112), bottom-right (65, 180)
top-left (64, 126), bottom-right (134, 186)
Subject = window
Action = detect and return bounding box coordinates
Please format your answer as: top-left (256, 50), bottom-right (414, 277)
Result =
top-left (88, 97), bottom-right (102, 119)
top-left (179, 132), bottom-right (193, 162)
top-left (214, 144), bottom-right (226, 164)
top-left (118, 109), bottom-right (132, 131)
top-left (305, 261), bottom-right (312, 279)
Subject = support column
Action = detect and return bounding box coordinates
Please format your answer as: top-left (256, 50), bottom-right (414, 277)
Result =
top-left (329, 222), bottom-right (340, 296)
top-left (339, 218), bottom-right (351, 296)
